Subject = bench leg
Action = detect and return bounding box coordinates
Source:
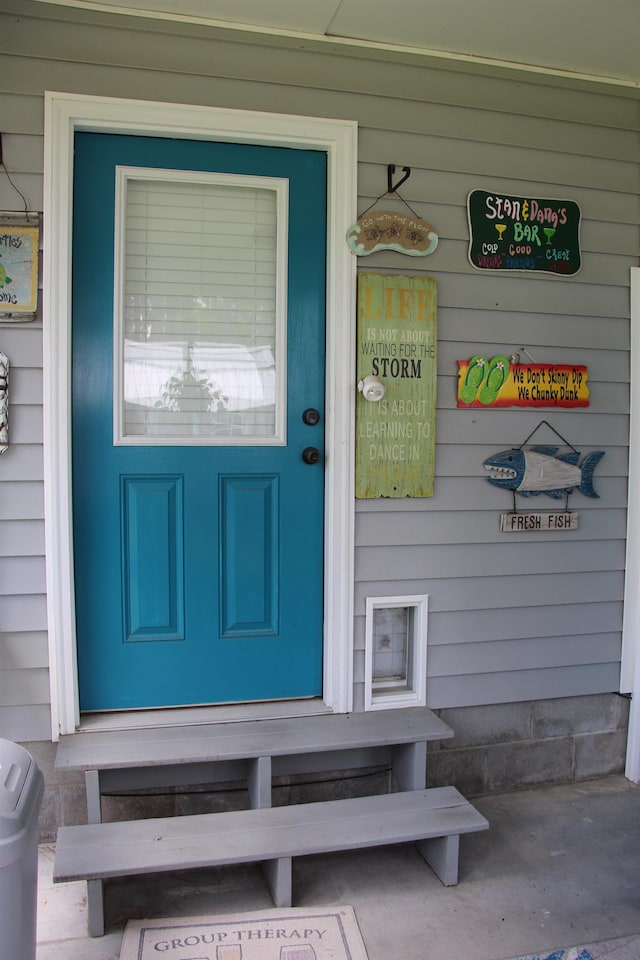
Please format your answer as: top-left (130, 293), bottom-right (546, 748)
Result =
top-left (248, 756), bottom-right (272, 809)
top-left (417, 834), bottom-right (460, 886)
top-left (84, 770), bottom-right (106, 936)
top-left (87, 880), bottom-right (105, 937)
top-left (392, 741), bottom-right (426, 791)
top-left (263, 857), bottom-right (292, 907)
top-left (262, 857), bottom-right (293, 907)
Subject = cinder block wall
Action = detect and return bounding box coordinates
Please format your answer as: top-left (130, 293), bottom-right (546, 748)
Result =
top-left (29, 693), bottom-right (630, 841)
top-left (428, 693), bottom-right (630, 797)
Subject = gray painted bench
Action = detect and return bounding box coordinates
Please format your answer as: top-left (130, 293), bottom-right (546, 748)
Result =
top-left (54, 787), bottom-right (488, 920)
top-left (54, 709), bottom-right (481, 936)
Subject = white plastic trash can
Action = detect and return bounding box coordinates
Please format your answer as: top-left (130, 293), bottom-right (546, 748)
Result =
top-left (0, 739), bottom-right (44, 960)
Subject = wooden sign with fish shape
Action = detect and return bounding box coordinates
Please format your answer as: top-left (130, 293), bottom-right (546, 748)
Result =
top-left (484, 445), bottom-right (604, 499)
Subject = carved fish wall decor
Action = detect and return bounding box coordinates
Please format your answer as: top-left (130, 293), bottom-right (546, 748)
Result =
top-left (483, 445), bottom-right (604, 499)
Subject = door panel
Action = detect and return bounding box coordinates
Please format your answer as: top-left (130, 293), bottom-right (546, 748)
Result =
top-left (121, 475), bottom-right (184, 641)
top-left (72, 133), bottom-right (326, 711)
top-left (219, 475), bottom-right (278, 637)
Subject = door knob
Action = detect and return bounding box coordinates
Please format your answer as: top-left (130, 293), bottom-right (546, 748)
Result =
top-left (302, 408), bottom-right (321, 426)
top-left (302, 446), bottom-right (321, 465)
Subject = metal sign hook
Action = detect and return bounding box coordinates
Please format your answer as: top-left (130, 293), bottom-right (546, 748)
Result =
top-left (387, 164), bottom-right (411, 193)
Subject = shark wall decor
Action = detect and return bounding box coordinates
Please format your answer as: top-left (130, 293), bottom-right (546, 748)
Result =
top-left (483, 421), bottom-right (605, 531)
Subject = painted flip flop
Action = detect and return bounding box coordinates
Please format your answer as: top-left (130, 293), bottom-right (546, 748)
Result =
top-left (459, 355), bottom-right (488, 404)
top-left (478, 354), bottom-right (510, 405)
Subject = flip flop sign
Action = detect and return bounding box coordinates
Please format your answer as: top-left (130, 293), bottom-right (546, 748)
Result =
top-left (457, 357), bottom-right (589, 408)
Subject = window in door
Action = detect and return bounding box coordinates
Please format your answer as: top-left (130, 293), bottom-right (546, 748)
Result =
top-left (114, 167), bottom-right (288, 446)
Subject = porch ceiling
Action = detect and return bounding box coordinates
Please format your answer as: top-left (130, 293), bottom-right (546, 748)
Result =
top-left (33, 0), bottom-right (640, 87)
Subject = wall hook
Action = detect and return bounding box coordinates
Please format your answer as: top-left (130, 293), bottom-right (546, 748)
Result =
top-left (387, 164), bottom-right (411, 193)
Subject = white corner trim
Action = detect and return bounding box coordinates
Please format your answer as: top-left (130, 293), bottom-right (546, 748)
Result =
top-left (624, 267), bottom-right (640, 781)
top-left (43, 92), bottom-right (357, 737)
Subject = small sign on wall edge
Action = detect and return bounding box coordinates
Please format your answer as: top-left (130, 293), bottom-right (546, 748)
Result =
top-left (0, 212), bottom-right (40, 321)
top-left (500, 512), bottom-right (579, 532)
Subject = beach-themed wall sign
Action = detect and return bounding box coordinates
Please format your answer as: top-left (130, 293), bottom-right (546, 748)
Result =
top-left (347, 164), bottom-right (438, 258)
top-left (356, 273), bottom-right (437, 498)
top-left (500, 511), bottom-right (579, 532)
top-left (467, 190), bottom-right (581, 276)
top-left (0, 352), bottom-right (8, 453)
top-left (457, 356), bottom-right (589, 408)
top-left (483, 421), bottom-right (605, 531)
top-left (0, 215), bottom-right (40, 320)
top-left (347, 210), bottom-right (438, 257)
top-left (484, 445), bottom-right (604, 500)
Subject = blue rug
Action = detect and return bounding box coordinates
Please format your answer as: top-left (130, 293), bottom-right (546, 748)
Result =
top-left (512, 951), bottom-right (594, 960)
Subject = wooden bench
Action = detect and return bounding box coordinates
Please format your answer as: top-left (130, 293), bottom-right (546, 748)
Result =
top-left (54, 787), bottom-right (489, 918)
top-left (54, 708), bottom-right (483, 936)
top-left (54, 708), bottom-right (454, 786)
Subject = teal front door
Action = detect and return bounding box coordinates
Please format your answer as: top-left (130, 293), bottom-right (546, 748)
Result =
top-left (72, 132), bottom-right (326, 711)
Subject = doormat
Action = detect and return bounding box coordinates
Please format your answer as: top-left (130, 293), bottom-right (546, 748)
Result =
top-left (509, 950), bottom-right (594, 960)
top-left (120, 906), bottom-right (369, 960)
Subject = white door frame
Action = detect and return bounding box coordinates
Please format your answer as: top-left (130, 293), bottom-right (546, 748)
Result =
top-left (43, 91), bottom-right (357, 738)
top-left (622, 266), bottom-right (640, 782)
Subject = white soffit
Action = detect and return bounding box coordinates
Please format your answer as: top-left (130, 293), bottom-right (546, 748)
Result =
top-left (32, 0), bottom-right (640, 88)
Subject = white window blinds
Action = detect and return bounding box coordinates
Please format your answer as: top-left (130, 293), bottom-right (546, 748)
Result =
top-left (114, 168), bottom-right (287, 444)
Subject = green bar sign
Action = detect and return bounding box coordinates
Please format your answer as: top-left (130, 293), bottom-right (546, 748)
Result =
top-left (467, 190), bottom-right (581, 276)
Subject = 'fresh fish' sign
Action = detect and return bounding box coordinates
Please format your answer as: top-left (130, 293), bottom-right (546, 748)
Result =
top-left (484, 445), bottom-right (604, 499)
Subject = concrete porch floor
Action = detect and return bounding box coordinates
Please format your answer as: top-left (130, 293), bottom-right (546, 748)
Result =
top-left (37, 776), bottom-right (640, 960)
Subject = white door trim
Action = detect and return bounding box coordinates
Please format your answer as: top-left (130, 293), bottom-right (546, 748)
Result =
top-left (43, 91), bottom-right (357, 737)
top-left (623, 266), bottom-right (640, 781)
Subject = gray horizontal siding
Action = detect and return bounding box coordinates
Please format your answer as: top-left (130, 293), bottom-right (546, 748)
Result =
top-left (0, 446), bottom-right (44, 482)
top-left (358, 164), bottom-right (640, 226)
top-left (0, 594), bottom-right (48, 633)
top-left (354, 477), bottom-right (628, 512)
top-left (0, 482), bottom-right (44, 520)
top-left (356, 540), bottom-right (626, 582)
top-left (355, 570), bottom-right (624, 611)
top-left (0, 631), bottom-right (49, 669)
top-left (0, 0), bottom-right (637, 734)
top-left (0, 8), bottom-right (48, 742)
top-left (0, 705), bottom-right (50, 742)
top-left (427, 664), bottom-right (623, 708)
top-left (0, 326), bottom-right (43, 365)
top-left (357, 509), bottom-right (627, 545)
top-left (429, 442), bottom-right (628, 478)
top-left (10, 367), bottom-right (43, 405)
top-left (0, 520), bottom-right (45, 556)
top-left (0, 556), bottom-right (46, 595)
top-left (0, 667), bottom-right (49, 706)
top-left (430, 634), bottom-right (620, 676)
top-left (428, 602), bottom-right (623, 643)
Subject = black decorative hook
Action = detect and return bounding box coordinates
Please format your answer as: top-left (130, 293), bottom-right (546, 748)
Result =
top-left (387, 164), bottom-right (411, 194)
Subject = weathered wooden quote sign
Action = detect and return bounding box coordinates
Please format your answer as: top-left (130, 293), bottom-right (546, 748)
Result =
top-left (356, 273), bottom-right (437, 498)
top-left (467, 190), bottom-right (581, 276)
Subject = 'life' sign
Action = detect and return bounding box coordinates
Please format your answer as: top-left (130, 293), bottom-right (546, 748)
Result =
top-left (356, 273), bottom-right (437, 498)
